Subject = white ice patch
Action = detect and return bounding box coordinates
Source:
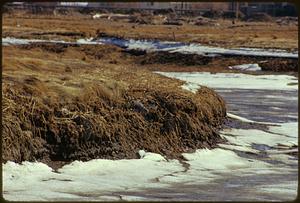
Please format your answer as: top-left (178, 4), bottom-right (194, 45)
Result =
top-left (76, 38), bottom-right (101, 45)
top-left (126, 39), bottom-right (159, 51)
top-left (229, 63), bottom-right (261, 71)
top-left (221, 128), bottom-right (297, 148)
top-left (2, 37), bottom-right (74, 46)
top-left (227, 112), bottom-right (278, 125)
top-left (2, 37), bottom-right (103, 46)
top-left (156, 72), bottom-right (298, 90)
top-left (182, 148), bottom-right (269, 170)
top-left (268, 122), bottom-right (298, 138)
top-left (3, 153), bottom-right (182, 201)
top-left (2, 37), bottom-right (31, 45)
top-left (160, 148), bottom-right (272, 186)
top-left (164, 44), bottom-right (298, 58)
top-left (93, 13), bottom-right (108, 19)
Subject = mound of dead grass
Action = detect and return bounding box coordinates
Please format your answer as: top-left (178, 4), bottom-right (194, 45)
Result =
top-left (2, 79), bottom-right (226, 163)
top-left (2, 43), bottom-right (226, 165)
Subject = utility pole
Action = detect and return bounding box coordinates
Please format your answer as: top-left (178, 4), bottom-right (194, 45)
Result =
top-left (235, 2), bottom-right (239, 20)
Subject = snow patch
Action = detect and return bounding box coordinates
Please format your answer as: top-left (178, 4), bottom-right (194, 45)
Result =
top-left (3, 155), bottom-right (182, 201)
top-left (156, 72), bottom-right (298, 90)
top-left (76, 37), bottom-right (100, 45)
top-left (221, 128), bottom-right (297, 148)
top-left (2, 37), bottom-right (102, 46)
top-left (227, 112), bottom-right (278, 125)
top-left (229, 63), bottom-right (261, 71)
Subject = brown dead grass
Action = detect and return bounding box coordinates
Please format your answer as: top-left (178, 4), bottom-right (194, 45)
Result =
top-left (2, 13), bottom-right (298, 50)
top-left (2, 43), bottom-right (226, 164)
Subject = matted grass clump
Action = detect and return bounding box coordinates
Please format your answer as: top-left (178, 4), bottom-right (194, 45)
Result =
top-left (2, 79), bottom-right (226, 163)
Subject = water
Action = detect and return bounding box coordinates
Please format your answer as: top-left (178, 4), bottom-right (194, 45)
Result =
top-left (2, 37), bottom-right (298, 58)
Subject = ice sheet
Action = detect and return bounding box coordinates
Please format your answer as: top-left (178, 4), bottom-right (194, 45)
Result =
top-left (2, 37), bottom-right (75, 46)
top-left (156, 72), bottom-right (298, 90)
top-left (3, 37), bottom-right (298, 58)
top-left (93, 37), bottom-right (298, 58)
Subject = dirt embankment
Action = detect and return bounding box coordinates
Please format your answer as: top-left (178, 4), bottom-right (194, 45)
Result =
top-left (258, 58), bottom-right (298, 72)
top-left (122, 48), bottom-right (298, 73)
top-left (138, 51), bottom-right (213, 66)
top-left (2, 43), bottom-right (227, 168)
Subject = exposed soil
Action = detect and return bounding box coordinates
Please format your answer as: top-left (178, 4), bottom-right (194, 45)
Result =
top-left (258, 58), bottom-right (298, 72)
top-left (2, 43), bottom-right (226, 167)
top-left (138, 51), bottom-right (213, 66)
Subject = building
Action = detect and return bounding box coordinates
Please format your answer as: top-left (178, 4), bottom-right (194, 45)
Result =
top-left (5, 2), bottom-right (297, 16)
top-left (87, 2), bottom-right (172, 10)
top-left (170, 2), bottom-right (232, 11)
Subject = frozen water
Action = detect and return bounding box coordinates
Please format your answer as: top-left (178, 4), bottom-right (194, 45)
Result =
top-left (156, 72), bottom-right (298, 90)
top-left (93, 37), bottom-right (298, 58)
top-left (3, 37), bottom-right (297, 58)
top-left (228, 63), bottom-right (261, 71)
top-left (2, 37), bottom-right (102, 46)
